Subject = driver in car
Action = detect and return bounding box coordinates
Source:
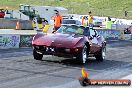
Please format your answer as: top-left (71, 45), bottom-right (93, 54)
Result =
top-left (89, 26), bottom-right (99, 44)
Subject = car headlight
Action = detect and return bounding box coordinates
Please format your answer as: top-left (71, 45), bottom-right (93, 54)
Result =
top-left (74, 48), bottom-right (79, 52)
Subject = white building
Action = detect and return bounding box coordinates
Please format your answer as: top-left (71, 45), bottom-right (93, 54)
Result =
top-left (30, 5), bottom-right (68, 23)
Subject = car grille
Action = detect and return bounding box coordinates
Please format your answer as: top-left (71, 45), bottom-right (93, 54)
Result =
top-left (55, 48), bottom-right (65, 53)
top-left (34, 46), bottom-right (46, 51)
top-left (35, 46), bottom-right (70, 54)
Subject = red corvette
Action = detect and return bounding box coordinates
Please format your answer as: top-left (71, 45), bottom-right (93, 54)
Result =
top-left (32, 25), bottom-right (106, 64)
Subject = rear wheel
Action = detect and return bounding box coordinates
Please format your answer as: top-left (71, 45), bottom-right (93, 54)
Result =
top-left (33, 50), bottom-right (43, 60)
top-left (95, 47), bottom-right (106, 61)
top-left (77, 45), bottom-right (88, 64)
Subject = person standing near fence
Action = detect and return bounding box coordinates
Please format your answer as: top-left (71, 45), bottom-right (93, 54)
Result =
top-left (52, 10), bottom-right (63, 33)
top-left (82, 16), bottom-right (87, 27)
top-left (87, 11), bottom-right (94, 27)
top-left (106, 16), bottom-right (113, 29)
top-left (42, 20), bottom-right (50, 33)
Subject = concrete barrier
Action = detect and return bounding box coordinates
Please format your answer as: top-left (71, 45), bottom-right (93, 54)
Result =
top-left (20, 35), bottom-right (34, 48)
top-left (121, 34), bottom-right (132, 40)
top-left (0, 34), bottom-right (20, 49)
top-left (0, 19), bottom-right (33, 30)
top-left (0, 29), bottom-right (37, 49)
top-left (0, 34), bottom-right (35, 49)
top-left (20, 20), bottom-right (33, 30)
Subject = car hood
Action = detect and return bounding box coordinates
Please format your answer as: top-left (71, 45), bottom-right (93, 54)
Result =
top-left (33, 33), bottom-right (83, 48)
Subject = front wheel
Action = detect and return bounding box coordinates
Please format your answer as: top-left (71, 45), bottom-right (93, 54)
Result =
top-left (76, 45), bottom-right (88, 64)
top-left (95, 47), bottom-right (106, 61)
top-left (33, 50), bottom-right (43, 60)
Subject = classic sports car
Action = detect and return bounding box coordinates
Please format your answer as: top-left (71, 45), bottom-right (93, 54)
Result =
top-left (32, 25), bottom-right (106, 64)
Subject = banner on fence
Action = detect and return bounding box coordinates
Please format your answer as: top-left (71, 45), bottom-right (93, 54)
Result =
top-left (20, 35), bottom-right (34, 47)
top-left (0, 35), bottom-right (20, 49)
top-left (97, 29), bottom-right (120, 40)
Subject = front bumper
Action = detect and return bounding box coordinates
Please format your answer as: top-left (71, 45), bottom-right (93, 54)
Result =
top-left (33, 45), bottom-right (82, 57)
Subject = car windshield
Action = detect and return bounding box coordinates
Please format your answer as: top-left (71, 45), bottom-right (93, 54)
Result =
top-left (56, 25), bottom-right (85, 35)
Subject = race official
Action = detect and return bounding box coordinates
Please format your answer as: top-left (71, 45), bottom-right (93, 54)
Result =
top-left (53, 10), bottom-right (63, 33)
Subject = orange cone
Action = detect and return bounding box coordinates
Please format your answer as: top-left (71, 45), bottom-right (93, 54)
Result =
top-left (16, 21), bottom-right (20, 30)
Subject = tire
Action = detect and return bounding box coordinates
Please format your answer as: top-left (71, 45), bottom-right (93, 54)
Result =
top-left (33, 49), bottom-right (43, 60)
top-left (95, 47), bottom-right (106, 61)
top-left (77, 45), bottom-right (88, 64)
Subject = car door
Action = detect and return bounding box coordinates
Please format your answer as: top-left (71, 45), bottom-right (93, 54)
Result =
top-left (89, 28), bottom-right (101, 53)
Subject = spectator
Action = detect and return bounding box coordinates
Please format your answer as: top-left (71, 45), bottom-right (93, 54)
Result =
top-left (125, 11), bottom-right (128, 17)
top-left (106, 16), bottom-right (113, 29)
top-left (87, 11), bottom-right (93, 27)
top-left (42, 20), bottom-right (50, 33)
top-left (42, 18), bottom-right (47, 28)
top-left (33, 17), bottom-right (39, 30)
top-left (81, 16), bottom-right (87, 27)
top-left (53, 10), bottom-right (63, 33)
top-left (108, 16), bottom-right (111, 21)
top-left (82, 16), bottom-right (85, 25)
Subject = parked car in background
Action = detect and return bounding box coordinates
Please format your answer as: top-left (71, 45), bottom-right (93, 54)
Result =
top-left (0, 9), bottom-right (5, 18)
top-left (32, 25), bottom-right (106, 64)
